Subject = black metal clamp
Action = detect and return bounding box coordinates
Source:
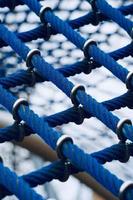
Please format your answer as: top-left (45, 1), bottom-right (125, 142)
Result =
top-left (39, 6), bottom-right (52, 23)
top-left (126, 71), bottom-right (133, 91)
top-left (13, 120), bottom-right (27, 141)
top-left (56, 135), bottom-right (73, 160)
top-left (26, 49), bottom-right (41, 70)
top-left (12, 98), bottom-right (28, 123)
top-left (39, 6), bottom-right (52, 41)
top-left (118, 141), bottom-right (130, 163)
top-left (82, 58), bottom-right (95, 74)
top-left (116, 118), bottom-right (132, 142)
top-left (12, 98), bottom-right (28, 141)
top-left (56, 135), bottom-right (73, 182)
top-left (83, 39), bottom-right (97, 59)
top-left (70, 85), bottom-right (85, 107)
top-left (26, 49), bottom-right (41, 86)
top-left (119, 181), bottom-right (133, 200)
top-left (74, 105), bottom-right (85, 125)
top-left (27, 68), bottom-right (36, 87)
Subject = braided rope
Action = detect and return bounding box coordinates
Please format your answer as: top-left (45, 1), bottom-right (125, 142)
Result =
top-left (0, 0), bottom-right (132, 199)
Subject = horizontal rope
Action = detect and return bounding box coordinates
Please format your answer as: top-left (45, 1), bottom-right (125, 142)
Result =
top-left (0, 4), bottom-right (132, 48)
top-left (0, 0), bottom-right (132, 199)
top-left (0, 91), bottom-right (133, 144)
top-left (1, 142), bottom-right (133, 198)
top-left (1, 22), bottom-right (133, 144)
top-left (0, 84), bottom-right (125, 197)
top-left (0, 162), bottom-right (44, 199)
top-left (0, 42), bottom-right (132, 89)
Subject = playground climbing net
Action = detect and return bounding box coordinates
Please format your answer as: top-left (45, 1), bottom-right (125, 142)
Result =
top-left (0, 0), bottom-right (133, 199)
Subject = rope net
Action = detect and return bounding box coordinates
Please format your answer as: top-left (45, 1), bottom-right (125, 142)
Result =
top-left (0, 0), bottom-right (132, 199)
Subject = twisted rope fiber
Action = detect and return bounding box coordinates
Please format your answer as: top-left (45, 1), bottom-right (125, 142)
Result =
top-left (0, 160), bottom-right (79, 198)
top-left (2, 33), bottom-right (132, 199)
top-left (0, 42), bottom-right (132, 90)
top-left (92, 0), bottom-right (133, 36)
top-left (0, 4), bottom-right (132, 48)
top-left (20, 0), bottom-right (132, 87)
top-left (1, 142), bottom-right (133, 198)
top-left (0, 24), bottom-right (133, 148)
top-left (69, 4), bottom-right (133, 27)
top-left (20, 0), bottom-right (133, 35)
top-left (1, 2), bottom-right (132, 87)
top-left (1, 23), bottom-right (133, 142)
top-left (0, 84), bottom-right (127, 198)
top-left (44, 11), bottom-right (131, 83)
top-left (0, 0), bottom-right (132, 199)
top-left (15, 1), bottom-right (133, 140)
top-left (0, 24), bottom-right (121, 135)
top-left (0, 162), bottom-right (44, 200)
top-left (0, 91), bottom-right (133, 143)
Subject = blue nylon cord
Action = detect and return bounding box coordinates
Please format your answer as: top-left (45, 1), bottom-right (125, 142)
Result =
top-left (1, 142), bottom-right (133, 198)
top-left (19, 0), bottom-right (132, 86)
top-left (0, 84), bottom-right (125, 197)
top-left (0, 22), bottom-right (133, 143)
top-left (0, 162), bottom-right (45, 200)
top-left (0, 0), bottom-right (132, 199)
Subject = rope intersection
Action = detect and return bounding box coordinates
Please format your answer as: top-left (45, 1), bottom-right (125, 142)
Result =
top-left (0, 0), bottom-right (132, 199)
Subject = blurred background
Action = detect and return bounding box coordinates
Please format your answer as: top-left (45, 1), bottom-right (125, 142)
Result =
top-left (0, 0), bottom-right (132, 199)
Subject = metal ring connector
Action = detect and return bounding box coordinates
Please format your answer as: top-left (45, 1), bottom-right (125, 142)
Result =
top-left (56, 135), bottom-right (73, 160)
top-left (83, 58), bottom-right (94, 74)
top-left (26, 49), bottom-right (41, 70)
top-left (59, 160), bottom-right (71, 182)
top-left (39, 6), bottom-right (52, 23)
top-left (13, 121), bottom-right (26, 141)
top-left (83, 39), bottom-right (97, 58)
top-left (74, 105), bottom-right (85, 125)
top-left (70, 85), bottom-right (85, 107)
top-left (27, 69), bottom-right (36, 87)
top-left (126, 71), bottom-right (133, 91)
top-left (118, 141), bottom-right (130, 163)
top-left (12, 98), bottom-right (28, 122)
top-left (116, 118), bottom-right (132, 142)
top-left (119, 181), bottom-right (133, 200)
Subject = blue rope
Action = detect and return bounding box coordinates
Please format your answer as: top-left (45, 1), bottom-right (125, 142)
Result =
top-left (44, 10), bottom-right (131, 83)
top-left (18, 0), bottom-right (132, 86)
top-left (0, 4), bottom-right (132, 48)
top-left (69, 4), bottom-right (133, 27)
top-left (1, 23), bottom-right (133, 142)
top-left (0, 0), bottom-right (132, 199)
top-left (0, 162), bottom-right (44, 200)
top-left (0, 84), bottom-right (126, 197)
top-left (1, 142), bottom-right (133, 198)
top-left (0, 160), bottom-right (79, 198)
top-left (94, 0), bottom-right (133, 37)
top-left (0, 42), bottom-right (132, 90)
top-left (0, 91), bottom-right (133, 143)
top-left (0, 25), bottom-right (49, 48)
top-left (120, 4), bottom-right (133, 16)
